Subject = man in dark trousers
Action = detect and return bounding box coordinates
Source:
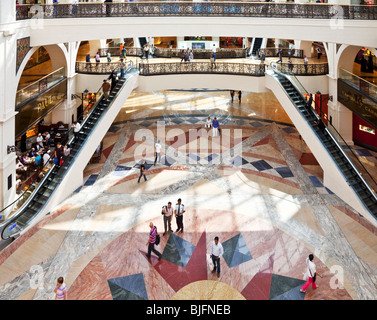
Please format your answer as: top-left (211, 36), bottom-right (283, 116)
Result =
top-left (238, 91), bottom-right (242, 103)
top-left (174, 198), bottom-right (185, 233)
top-left (210, 236), bottom-right (224, 278)
top-left (104, 0), bottom-right (112, 17)
top-left (230, 90), bottom-right (235, 102)
top-left (276, 48), bottom-right (283, 64)
top-left (138, 161), bottom-right (147, 183)
top-left (146, 222), bottom-right (162, 260)
top-left (307, 94), bottom-right (313, 111)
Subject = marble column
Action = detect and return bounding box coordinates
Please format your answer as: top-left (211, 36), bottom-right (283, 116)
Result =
top-left (0, 0), bottom-right (18, 213)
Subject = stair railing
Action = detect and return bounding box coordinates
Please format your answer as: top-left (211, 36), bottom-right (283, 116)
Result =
top-left (269, 61), bottom-right (377, 205)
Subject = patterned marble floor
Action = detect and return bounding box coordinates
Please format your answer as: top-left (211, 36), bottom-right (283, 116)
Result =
top-left (1, 90), bottom-right (377, 301)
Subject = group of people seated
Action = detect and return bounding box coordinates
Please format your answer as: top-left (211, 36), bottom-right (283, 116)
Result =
top-left (15, 131), bottom-right (71, 191)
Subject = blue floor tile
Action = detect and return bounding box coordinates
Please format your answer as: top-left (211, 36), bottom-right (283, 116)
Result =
top-left (250, 160), bottom-right (272, 171)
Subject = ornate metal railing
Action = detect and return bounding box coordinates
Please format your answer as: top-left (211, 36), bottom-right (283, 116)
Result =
top-left (99, 47), bottom-right (143, 58)
top-left (76, 60), bottom-right (328, 76)
top-left (75, 61), bottom-right (132, 74)
top-left (16, 3), bottom-right (377, 21)
top-left (273, 62), bottom-right (329, 76)
top-left (258, 47), bottom-right (304, 58)
top-left (153, 47), bottom-right (247, 59)
top-left (139, 62), bottom-right (266, 76)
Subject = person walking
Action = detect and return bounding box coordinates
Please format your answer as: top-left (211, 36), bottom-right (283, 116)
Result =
top-left (54, 277), bottom-right (67, 300)
top-left (316, 47), bottom-right (322, 60)
top-left (210, 236), bottom-right (224, 278)
top-left (180, 49), bottom-right (185, 63)
top-left (300, 254), bottom-right (322, 293)
top-left (238, 91), bottom-right (242, 103)
top-left (138, 161), bottom-right (147, 183)
top-left (174, 198), bottom-right (185, 233)
top-left (230, 90), bottom-right (235, 103)
top-left (107, 51), bottom-right (112, 63)
top-left (104, 0), bottom-right (112, 17)
top-left (162, 202), bottom-right (174, 236)
top-left (146, 222), bottom-right (162, 260)
top-left (212, 117), bottom-right (220, 137)
top-left (108, 69), bottom-right (118, 92)
top-left (119, 58), bottom-right (126, 78)
top-left (276, 48), bottom-right (283, 64)
top-left (307, 93), bottom-right (313, 111)
top-left (260, 51), bottom-right (266, 63)
top-left (95, 52), bottom-right (101, 67)
top-left (101, 79), bottom-right (111, 99)
top-left (154, 140), bottom-right (162, 165)
top-left (144, 44), bottom-right (150, 61)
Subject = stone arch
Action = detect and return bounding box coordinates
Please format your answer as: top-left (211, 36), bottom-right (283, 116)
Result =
top-left (336, 44), bottom-right (368, 77)
top-left (14, 44), bottom-right (69, 107)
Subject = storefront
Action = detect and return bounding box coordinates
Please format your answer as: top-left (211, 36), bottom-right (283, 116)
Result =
top-left (15, 78), bottom-right (67, 140)
top-left (353, 114), bottom-right (377, 151)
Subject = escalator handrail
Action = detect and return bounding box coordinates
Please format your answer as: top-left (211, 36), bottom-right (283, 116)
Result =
top-left (0, 64), bottom-right (135, 239)
top-left (268, 62), bottom-right (377, 204)
top-left (271, 62), bottom-right (377, 192)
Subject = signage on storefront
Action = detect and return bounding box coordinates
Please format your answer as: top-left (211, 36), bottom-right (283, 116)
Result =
top-left (15, 79), bottom-right (67, 139)
top-left (338, 79), bottom-right (377, 129)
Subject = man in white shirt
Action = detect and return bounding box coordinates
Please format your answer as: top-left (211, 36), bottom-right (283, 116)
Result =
top-left (210, 236), bottom-right (224, 278)
top-left (174, 198), bottom-right (185, 233)
top-left (36, 133), bottom-right (44, 148)
top-left (72, 121), bottom-right (81, 140)
top-left (154, 140), bottom-right (162, 165)
top-left (162, 201), bottom-right (174, 236)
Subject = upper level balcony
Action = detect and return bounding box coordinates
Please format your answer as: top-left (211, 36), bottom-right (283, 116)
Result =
top-left (13, 2), bottom-right (377, 48)
top-left (15, 2), bottom-right (377, 21)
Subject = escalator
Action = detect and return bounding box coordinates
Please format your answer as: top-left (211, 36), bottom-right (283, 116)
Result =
top-left (139, 37), bottom-right (147, 48)
top-left (252, 38), bottom-right (263, 56)
top-left (0, 66), bottom-right (137, 242)
top-left (268, 64), bottom-right (377, 220)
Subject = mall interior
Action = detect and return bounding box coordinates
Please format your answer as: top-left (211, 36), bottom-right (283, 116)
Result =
top-left (0, 0), bottom-right (376, 300)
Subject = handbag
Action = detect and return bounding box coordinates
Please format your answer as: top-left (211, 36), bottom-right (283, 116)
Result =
top-left (59, 157), bottom-right (64, 166)
top-left (161, 205), bottom-right (167, 215)
top-left (308, 260), bottom-right (316, 282)
top-left (155, 234), bottom-right (160, 245)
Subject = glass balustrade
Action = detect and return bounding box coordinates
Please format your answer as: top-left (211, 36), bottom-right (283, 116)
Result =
top-left (16, 67), bottom-right (66, 107)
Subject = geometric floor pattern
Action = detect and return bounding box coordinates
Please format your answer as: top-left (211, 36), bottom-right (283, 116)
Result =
top-left (108, 273), bottom-right (148, 300)
top-left (222, 233), bottom-right (253, 268)
top-left (1, 89), bottom-right (376, 301)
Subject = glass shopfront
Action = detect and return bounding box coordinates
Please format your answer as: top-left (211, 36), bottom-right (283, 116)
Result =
top-left (15, 79), bottom-right (67, 139)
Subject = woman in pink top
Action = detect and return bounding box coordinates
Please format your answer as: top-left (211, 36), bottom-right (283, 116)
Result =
top-left (54, 277), bottom-right (67, 300)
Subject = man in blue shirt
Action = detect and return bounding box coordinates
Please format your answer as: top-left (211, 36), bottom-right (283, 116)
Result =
top-left (212, 117), bottom-right (220, 137)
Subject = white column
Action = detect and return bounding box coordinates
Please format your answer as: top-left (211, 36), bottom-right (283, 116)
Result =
top-left (326, 42), bottom-right (354, 145)
top-left (0, 0), bottom-right (18, 212)
top-left (51, 42), bottom-right (79, 126)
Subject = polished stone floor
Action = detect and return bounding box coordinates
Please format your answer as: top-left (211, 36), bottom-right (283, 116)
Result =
top-left (1, 90), bottom-right (377, 300)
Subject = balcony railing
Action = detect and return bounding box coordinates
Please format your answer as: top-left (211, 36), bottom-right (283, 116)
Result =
top-left (75, 61), bottom-right (133, 74)
top-left (273, 62), bottom-right (329, 76)
top-left (16, 2), bottom-right (377, 21)
top-left (138, 61), bottom-right (266, 76)
top-left (153, 47), bottom-right (247, 59)
top-left (259, 47), bottom-right (304, 59)
top-left (76, 60), bottom-right (328, 76)
top-left (99, 47), bottom-right (143, 58)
